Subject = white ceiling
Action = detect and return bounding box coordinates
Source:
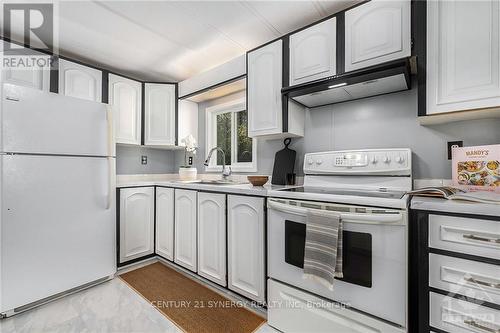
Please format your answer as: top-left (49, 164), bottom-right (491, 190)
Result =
top-left (4, 0), bottom-right (359, 82)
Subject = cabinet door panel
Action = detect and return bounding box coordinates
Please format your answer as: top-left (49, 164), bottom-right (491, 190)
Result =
top-left (59, 59), bottom-right (102, 102)
top-left (144, 83), bottom-right (176, 146)
top-left (290, 18), bottom-right (336, 86)
top-left (156, 187), bottom-right (174, 261)
top-left (227, 195), bottom-right (265, 302)
top-left (345, 0), bottom-right (411, 71)
top-left (197, 192), bottom-right (226, 286)
top-left (174, 189), bottom-right (197, 272)
top-left (1, 42), bottom-right (50, 91)
top-left (248, 40), bottom-right (283, 137)
top-left (427, 0), bottom-right (500, 114)
top-left (109, 74), bottom-right (142, 145)
top-left (119, 187), bottom-right (154, 263)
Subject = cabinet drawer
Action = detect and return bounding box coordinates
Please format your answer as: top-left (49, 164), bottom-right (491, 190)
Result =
top-left (268, 279), bottom-right (404, 333)
top-left (430, 253), bottom-right (500, 305)
top-left (429, 214), bottom-right (500, 260)
top-left (430, 292), bottom-right (500, 333)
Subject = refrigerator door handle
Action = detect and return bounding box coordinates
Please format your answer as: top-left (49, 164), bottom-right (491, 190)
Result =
top-left (106, 106), bottom-right (115, 157)
top-left (106, 156), bottom-right (114, 210)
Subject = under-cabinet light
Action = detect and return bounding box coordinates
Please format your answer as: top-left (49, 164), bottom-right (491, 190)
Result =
top-left (328, 82), bottom-right (347, 89)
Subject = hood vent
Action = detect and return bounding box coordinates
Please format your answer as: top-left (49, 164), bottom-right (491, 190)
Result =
top-left (282, 59), bottom-right (411, 108)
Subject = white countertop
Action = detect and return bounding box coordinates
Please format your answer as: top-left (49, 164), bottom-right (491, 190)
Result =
top-left (116, 174), bottom-right (296, 196)
top-left (411, 196), bottom-right (500, 217)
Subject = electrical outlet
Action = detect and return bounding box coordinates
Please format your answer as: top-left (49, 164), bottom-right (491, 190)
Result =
top-left (141, 155), bottom-right (148, 165)
top-left (447, 141), bottom-right (463, 160)
top-left (188, 156), bottom-right (193, 165)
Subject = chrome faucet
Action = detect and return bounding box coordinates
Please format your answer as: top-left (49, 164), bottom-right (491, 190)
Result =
top-left (204, 147), bottom-right (232, 179)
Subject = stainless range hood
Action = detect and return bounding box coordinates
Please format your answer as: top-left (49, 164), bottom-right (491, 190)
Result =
top-left (282, 59), bottom-right (411, 108)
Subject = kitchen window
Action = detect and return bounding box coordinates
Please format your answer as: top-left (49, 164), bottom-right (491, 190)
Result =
top-left (205, 97), bottom-right (257, 172)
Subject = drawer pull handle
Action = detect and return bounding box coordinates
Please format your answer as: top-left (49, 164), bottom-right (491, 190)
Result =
top-left (464, 319), bottom-right (500, 333)
top-left (464, 277), bottom-right (500, 289)
top-left (463, 234), bottom-right (500, 244)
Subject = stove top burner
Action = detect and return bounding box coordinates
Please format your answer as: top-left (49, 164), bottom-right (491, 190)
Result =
top-left (278, 186), bottom-right (406, 199)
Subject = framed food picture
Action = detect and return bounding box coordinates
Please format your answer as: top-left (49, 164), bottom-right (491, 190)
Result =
top-left (452, 144), bottom-right (500, 193)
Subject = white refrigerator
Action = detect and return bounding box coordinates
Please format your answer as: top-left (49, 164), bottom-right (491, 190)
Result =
top-left (0, 83), bottom-right (116, 317)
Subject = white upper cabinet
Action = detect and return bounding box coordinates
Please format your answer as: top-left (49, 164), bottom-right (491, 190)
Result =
top-left (1, 42), bottom-right (50, 91)
top-left (144, 83), bottom-right (176, 146)
top-left (345, 0), bottom-right (411, 72)
top-left (174, 189), bottom-right (197, 272)
top-left (289, 17), bottom-right (337, 86)
top-left (108, 74), bottom-right (142, 145)
top-left (227, 195), bottom-right (265, 303)
top-left (248, 40), bottom-right (283, 138)
top-left (426, 0), bottom-right (500, 115)
top-left (197, 192), bottom-right (226, 286)
top-left (58, 59), bottom-right (102, 102)
top-left (156, 187), bottom-right (174, 261)
top-left (248, 40), bottom-right (304, 139)
top-left (119, 187), bottom-right (154, 264)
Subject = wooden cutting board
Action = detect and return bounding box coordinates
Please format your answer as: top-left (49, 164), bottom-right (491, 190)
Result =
top-left (272, 138), bottom-right (296, 185)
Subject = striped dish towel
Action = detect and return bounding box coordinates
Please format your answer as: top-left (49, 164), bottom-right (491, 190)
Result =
top-left (303, 210), bottom-right (343, 290)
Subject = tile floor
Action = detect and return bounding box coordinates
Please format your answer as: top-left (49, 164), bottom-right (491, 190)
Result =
top-left (0, 278), bottom-right (278, 333)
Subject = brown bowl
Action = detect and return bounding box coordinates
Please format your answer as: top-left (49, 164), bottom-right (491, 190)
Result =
top-left (247, 175), bottom-right (269, 186)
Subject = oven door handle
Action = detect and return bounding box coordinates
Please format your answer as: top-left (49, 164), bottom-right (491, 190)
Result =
top-left (268, 200), bottom-right (404, 224)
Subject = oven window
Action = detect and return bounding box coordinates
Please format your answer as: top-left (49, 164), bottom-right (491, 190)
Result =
top-left (284, 220), bottom-right (372, 288)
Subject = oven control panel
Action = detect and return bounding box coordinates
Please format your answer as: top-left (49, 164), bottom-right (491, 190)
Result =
top-left (304, 149), bottom-right (412, 175)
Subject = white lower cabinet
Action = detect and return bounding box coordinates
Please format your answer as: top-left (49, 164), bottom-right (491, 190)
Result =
top-left (268, 279), bottom-right (405, 333)
top-left (227, 195), bottom-right (265, 302)
top-left (174, 189), bottom-right (197, 272)
top-left (197, 192), bottom-right (226, 286)
top-left (155, 187), bottom-right (174, 261)
top-left (119, 187), bottom-right (154, 263)
top-left (430, 292), bottom-right (500, 333)
top-left (429, 253), bottom-right (500, 306)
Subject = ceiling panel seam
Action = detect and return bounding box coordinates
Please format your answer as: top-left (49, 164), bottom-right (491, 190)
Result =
top-left (313, 1), bottom-right (328, 17)
top-left (238, 1), bottom-right (282, 36)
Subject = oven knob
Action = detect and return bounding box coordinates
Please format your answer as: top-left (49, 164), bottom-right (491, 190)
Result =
top-left (371, 157), bottom-right (378, 164)
top-left (383, 156), bottom-right (391, 164)
top-left (396, 156), bottom-right (405, 164)
top-left (307, 158), bottom-right (314, 165)
top-left (316, 159), bottom-right (323, 165)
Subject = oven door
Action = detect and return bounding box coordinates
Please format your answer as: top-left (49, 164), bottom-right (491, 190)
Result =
top-left (267, 198), bottom-right (407, 327)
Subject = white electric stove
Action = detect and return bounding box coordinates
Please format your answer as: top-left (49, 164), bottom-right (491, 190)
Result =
top-left (266, 149), bottom-right (412, 333)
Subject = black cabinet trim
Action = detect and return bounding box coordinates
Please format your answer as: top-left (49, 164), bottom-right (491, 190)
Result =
top-left (175, 83), bottom-right (179, 145)
top-left (411, 208), bottom-right (500, 222)
top-left (429, 326), bottom-right (448, 333)
top-left (49, 55), bottom-right (59, 93)
top-left (101, 71), bottom-right (109, 104)
top-left (141, 82), bottom-right (145, 145)
top-left (282, 36), bottom-right (290, 133)
top-left (429, 248), bottom-right (500, 266)
top-left (336, 12), bottom-right (345, 75)
top-left (414, 0), bottom-right (427, 117)
top-left (116, 187), bottom-right (121, 267)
